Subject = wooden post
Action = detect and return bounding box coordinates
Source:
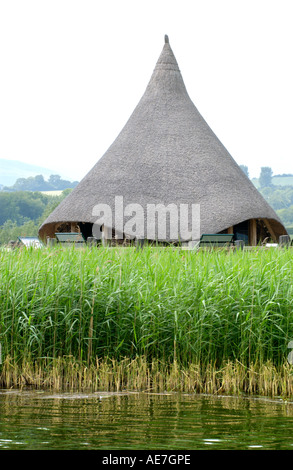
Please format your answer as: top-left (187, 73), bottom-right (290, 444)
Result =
top-left (54, 223), bottom-right (59, 238)
top-left (102, 225), bottom-right (112, 247)
top-left (70, 222), bottom-right (79, 233)
top-left (47, 238), bottom-right (57, 247)
top-left (263, 219), bottom-right (277, 242)
top-left (279, 235), bottom-right (290, 247)
top-left (234, 240), bottom-right (244, 250)
top-left (227, 226), bottom-right (234, 234)
top-left (249, 219), bottom-right (257, 246)
top-left (87, 237), bottom-right (98, 248)
top-left (135, 238), bottom-right (145, 250)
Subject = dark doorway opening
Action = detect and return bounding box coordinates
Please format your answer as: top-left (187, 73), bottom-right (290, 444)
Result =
top-left (234, 220), bottom-right (249, 244)
top-left (78, 223), bottom-right (93, 241)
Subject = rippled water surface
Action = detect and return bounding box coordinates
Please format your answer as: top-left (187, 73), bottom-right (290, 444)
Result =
top-left (1, 390), bottom-right (293, 450)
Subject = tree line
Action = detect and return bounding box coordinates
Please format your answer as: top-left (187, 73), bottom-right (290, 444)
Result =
top-left (0, 189), bottom-right (72, 245)
top-left (2, 174), bottom-right (78, 192)
top-left (240, 165), bottom-right (293, 233)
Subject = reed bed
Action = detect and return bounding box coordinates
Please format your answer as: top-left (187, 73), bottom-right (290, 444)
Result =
top-left (1, 245), bottom-right (293, 395)
top-left (1, 356), bottom-right (293, 398)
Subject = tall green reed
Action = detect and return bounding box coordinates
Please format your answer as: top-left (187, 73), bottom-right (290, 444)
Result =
top-left (0, 245), bottom-right (293, 368)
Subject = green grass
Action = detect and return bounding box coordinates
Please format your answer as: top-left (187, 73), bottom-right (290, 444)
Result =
top-left (1, 245), bottom-right (293, 373)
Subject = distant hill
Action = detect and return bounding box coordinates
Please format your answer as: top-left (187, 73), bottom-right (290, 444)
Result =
top-left (272, 175), bottom-right (293, 186)
top-left (0, 158), bottom-right (64, 187)
top-left (3, 173), bottom-right (79, 192)
top-left (252, 175), bottom-right (293, 188)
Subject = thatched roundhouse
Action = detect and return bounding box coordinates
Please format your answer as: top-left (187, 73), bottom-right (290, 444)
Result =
top-left (39, 35), bottom-right (287, 245)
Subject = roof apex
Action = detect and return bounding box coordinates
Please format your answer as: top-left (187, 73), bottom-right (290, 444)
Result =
top-left (153, 35), bottom-right (180, 73)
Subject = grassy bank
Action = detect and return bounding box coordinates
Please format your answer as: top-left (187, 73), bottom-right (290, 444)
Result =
top-left (1, 246), bottom-right (293, 395)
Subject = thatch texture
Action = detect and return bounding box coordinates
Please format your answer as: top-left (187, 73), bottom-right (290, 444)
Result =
top-left (39, 36), bottom-right (287, 242)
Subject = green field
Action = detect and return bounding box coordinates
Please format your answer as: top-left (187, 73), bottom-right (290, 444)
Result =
top-left (272, 176), bottom-right (293, 186)
top-left (1, 245), bottom-right (293, 395)
top-left (252, 176), bottom-right (293, 188)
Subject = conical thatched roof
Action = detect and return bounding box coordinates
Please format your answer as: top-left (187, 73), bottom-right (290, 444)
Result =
top-left (39, 35), bottom-right (287, 243)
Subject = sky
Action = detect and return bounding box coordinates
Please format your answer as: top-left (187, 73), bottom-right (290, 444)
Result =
top-left (0, 0), bottom-right (293, 182)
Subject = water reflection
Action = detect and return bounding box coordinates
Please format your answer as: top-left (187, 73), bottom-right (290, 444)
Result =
top-left (0, 390), bottom-right (293, 450)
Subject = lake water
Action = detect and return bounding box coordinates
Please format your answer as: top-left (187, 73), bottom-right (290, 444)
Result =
top-left (0, 389), bottom-right (293, 450)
